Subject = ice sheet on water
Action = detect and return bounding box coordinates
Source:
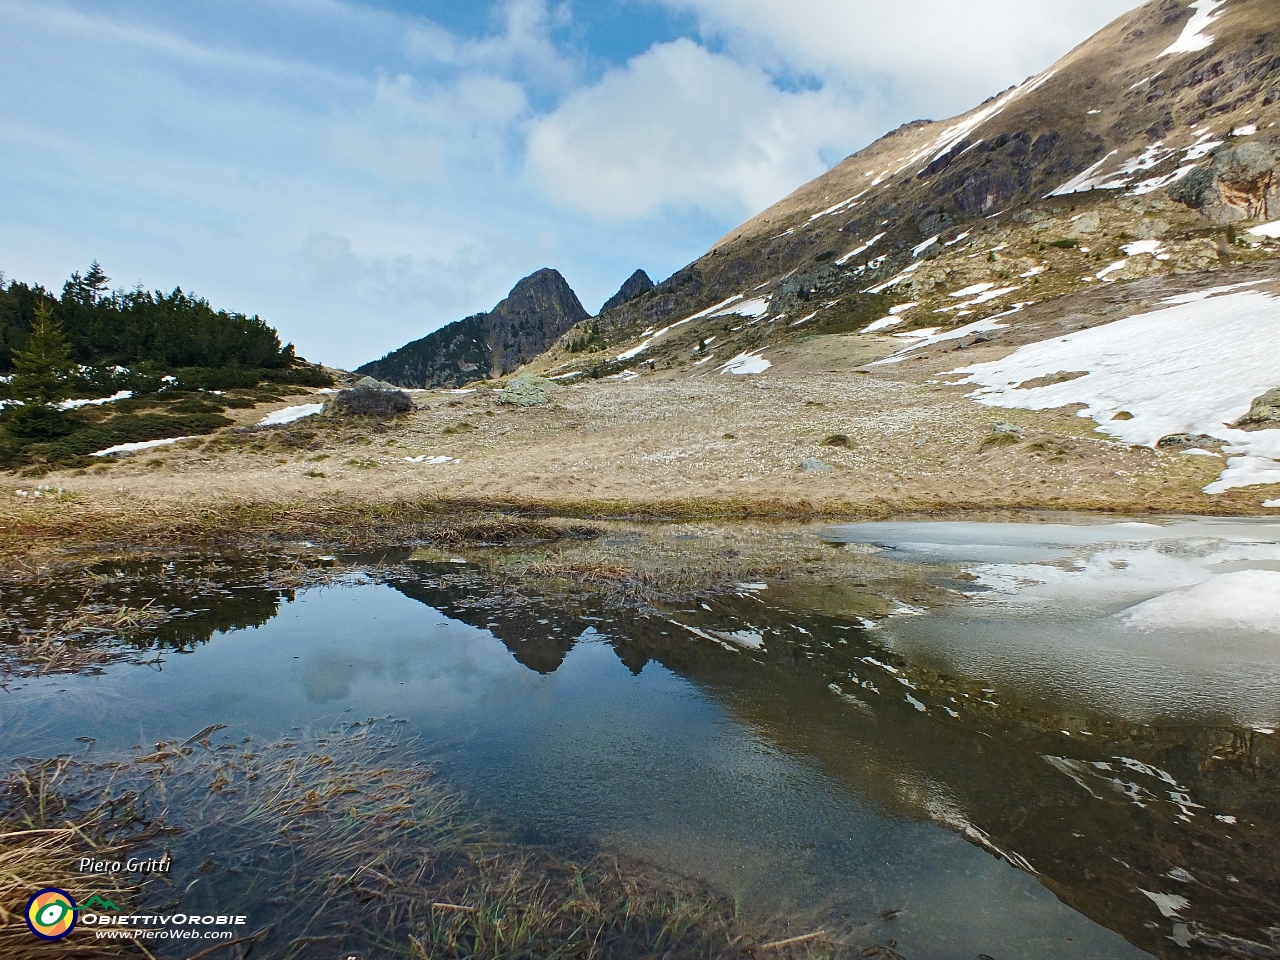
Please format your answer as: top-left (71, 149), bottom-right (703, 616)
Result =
top-left (823, 518), bottom-right (1280, 725)
top-left (1119, 570), bottom-right (1280, 633)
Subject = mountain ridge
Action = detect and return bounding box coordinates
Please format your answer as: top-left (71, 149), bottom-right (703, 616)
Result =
top-left (524, 0), bottom-right (1280, 379)
top-left (356, 268), bottom-right (589, 388)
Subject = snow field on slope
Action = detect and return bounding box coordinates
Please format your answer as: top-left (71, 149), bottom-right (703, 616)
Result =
top-left (949, 287), bottom-right (1280, 496)
top-left (1161, 0), bottom-right (1228, 57)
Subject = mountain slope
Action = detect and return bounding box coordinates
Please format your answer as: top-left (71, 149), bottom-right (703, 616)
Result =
top-left (357, 269), bottom-right (588, 388)
top-left (529, 0), bottom-right (1280, 378)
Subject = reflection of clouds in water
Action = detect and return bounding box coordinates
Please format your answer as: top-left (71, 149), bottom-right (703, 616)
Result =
top-left (300, 652), bottom-right (387, 703)
top-left (966, 538), bottom-right (1280, 630)
top-left (830, 520), bottom-right (1280, 724)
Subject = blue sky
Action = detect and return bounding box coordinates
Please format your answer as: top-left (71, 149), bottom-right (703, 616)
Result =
top-left (0, 0), bottom-right (1144, 368)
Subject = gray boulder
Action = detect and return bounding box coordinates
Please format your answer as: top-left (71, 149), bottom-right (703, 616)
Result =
top-left (497, 375), bottom-right (552, 407)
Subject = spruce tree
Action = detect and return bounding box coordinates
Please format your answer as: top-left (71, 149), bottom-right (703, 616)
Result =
top-left (12, 298), bottom-right (75, 405)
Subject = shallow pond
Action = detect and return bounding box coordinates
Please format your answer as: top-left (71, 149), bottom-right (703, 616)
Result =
top-left (3, 517), bottom-right (1278, 959)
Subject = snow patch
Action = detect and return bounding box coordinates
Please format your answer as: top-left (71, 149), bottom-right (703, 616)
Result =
top-left (948, 290), bottom-right (1280, 494)
top-left (836, 232), bottom-right (885, 266)
top-left (1140, 890), bottom-right (1191, 919)
top-left (259, 403), bottom-right (324, 426)
top-left (1249, 221), bottom-right (1280, 239)
top-left (1161, 0), bottom-right (1228, 57)
top-left (616, 295), bottom-right (745, 361)
top-left (59, 390), bottom-right (133, 410)
top-left (912, 235), bottom-right (941, 257)
top-left (720, 348), bottom-right (771, 376)
top-left (91, 436), bottom-right (199, 457)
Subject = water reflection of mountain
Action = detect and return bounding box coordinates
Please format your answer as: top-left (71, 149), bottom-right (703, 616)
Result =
top-left (391, 573), bottom-right (1280, 960)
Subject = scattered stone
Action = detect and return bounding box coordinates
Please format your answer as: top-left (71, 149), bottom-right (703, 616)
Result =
top-left (820, 434), bottom-right (852, 448)
top-left (800, 458), bottom-right (835, 473)
top-left (497, 375), bottom-right (553, 407)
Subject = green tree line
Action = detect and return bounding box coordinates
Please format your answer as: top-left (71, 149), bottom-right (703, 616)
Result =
top-left (0, 261), bottom-right (294, 374)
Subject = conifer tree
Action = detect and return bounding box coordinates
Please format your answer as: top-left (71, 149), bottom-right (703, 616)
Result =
top-left (12, 298), bottom-right (75, 406)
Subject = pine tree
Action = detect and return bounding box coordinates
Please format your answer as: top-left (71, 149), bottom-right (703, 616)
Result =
top-left (12, 298), bottom-right (75, 405)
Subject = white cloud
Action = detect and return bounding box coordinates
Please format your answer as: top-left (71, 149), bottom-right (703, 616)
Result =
top-left (0, 0), bottom-right (1151, 368)
top-left (331, 72), bottom-right (528, 184)
top-left (527, 39), bottom-right (865, 222)
top-left (661, 0), bottom-right (1145, 117)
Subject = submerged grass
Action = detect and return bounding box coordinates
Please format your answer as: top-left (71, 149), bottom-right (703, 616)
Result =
top-left (1, 725), bottom-right (887, 960)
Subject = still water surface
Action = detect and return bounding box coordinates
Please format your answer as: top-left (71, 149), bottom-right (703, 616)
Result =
top-left (3, 518), bottom-right (1278, 959)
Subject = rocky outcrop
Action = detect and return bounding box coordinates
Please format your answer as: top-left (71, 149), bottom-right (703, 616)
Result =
top-left (1171, 141), bottom-right (1280, 222)
top-left (358, 269), bottom-right (588, 388)
top-left (1235, 387), bottom-right (1280, 429)
top-left (600, 270), bottom-right (655, 316)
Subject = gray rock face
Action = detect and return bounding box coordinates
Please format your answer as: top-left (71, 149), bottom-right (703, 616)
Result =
top-left (356, 269), bottom-right (588, 388)
top-left (1170, 142), bottom-right (1280, 223)
top-left (600, 270), bottom-right (655, 316)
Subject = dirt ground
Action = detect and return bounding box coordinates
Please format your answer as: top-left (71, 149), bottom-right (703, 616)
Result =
top-left (4, 268), bottom-right (1277, 557)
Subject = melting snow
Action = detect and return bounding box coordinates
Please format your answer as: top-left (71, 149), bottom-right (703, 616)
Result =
top-left (715, 298), bottom-right (770, 319)
top-left (1140, 890), bottom-right (1191, 919)
top-left (907, 70), bottom-right (1057, 171)
top-left (91, 436), bottom-right (199, 457)
top-left (259, 403), bottom-right (324, 426)
top-left (951, 282), bottom-right (997, 298)
top-left (1249, 221), bottom-right (1280, 239)
top-left (1120, 570), bottom-right (1280, 633)
top-left (872, 307), bottom-right (1023, 365)
top-left (616, 295), bottom-right (745, 361)
top-left (836, 232), bottom-right (885, 266)
top-left (864, 261), bottom-right (923, 295)
top-left (912, 235), bottom-right (941, 257)
top-left (59, 390), bottom-right (133, 410)
top-left (405, 455), bottom-right (454, 465)
top-left (948, 287), bottom-right (1280, 494)
top-left (720, 348), bottom-right (771, 375)
top-left (863, 317), bottom-right (904, 333)
top-left (1233, 124), bottom-right (1259, 137)
top-left (1161, 0), bottom-right (1228, 56)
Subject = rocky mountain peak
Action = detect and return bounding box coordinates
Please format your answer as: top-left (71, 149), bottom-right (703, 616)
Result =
top-left (600, 270), bottom-right (655, 316)
top-left (356, 268), bottom-right (587, 388)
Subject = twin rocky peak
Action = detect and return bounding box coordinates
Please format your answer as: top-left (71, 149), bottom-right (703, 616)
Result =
top-left (356, 268), bottom-right (654, 389)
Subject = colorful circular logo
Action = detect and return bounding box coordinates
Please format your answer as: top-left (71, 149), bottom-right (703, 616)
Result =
top-left (26, 888), bottom-right (78, 941)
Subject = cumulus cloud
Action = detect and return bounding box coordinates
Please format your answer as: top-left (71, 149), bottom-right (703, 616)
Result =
top-left (1, 0), bottom-right (1149, 367)
top-left (661, 0), bottom-right (1144, 115)
top-left (526, 39), bottom-right (866, 222)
